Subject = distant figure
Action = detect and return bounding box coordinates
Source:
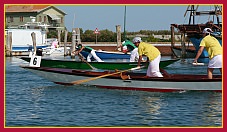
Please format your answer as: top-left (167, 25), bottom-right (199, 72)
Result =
top-left (193, 28), bottom-right (222, 79)
top-left (73, 44), bottom-right (104, 62)
top-left (118, 39), bottom-right (139, 62)
top-left (133, 37), bottom-right (163, 77)
top-left (51, 39), bottom-right (58, 48)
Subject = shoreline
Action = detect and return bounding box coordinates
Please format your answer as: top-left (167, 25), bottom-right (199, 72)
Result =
top-left (7, 42), bottom-right (195, 56)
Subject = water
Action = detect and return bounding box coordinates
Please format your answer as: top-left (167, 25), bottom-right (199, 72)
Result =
top-left (5, 57), bottom-right (222, 127)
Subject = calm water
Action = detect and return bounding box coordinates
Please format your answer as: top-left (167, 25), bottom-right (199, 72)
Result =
top-left (5, 57), bottom-right (222, 127)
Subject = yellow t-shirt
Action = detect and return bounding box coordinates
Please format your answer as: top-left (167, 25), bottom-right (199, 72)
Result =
top-left (138, 42), bottom-right (161, 61)
top-left (200, 35), bottom-right (222, 59)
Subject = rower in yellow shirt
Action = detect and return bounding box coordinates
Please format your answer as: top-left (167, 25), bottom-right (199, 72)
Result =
top-left (133, 37), bottom-right (163, 77)
top-left (193, 28), bottom-right (222, 79)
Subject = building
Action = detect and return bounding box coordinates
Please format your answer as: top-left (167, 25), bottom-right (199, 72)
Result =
top-left (5, 5), bottom-right (67, 31)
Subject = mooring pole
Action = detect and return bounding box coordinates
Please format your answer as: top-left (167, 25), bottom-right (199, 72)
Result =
top-left (6, 32), bottom-right (12, 57)
top-left (116, 25), bottom-right (121, 51)
top-left (64, 30), bottom-right (68, 56)
top-left (71, 28), bottom-right (76, 58)
top-left (181, 33), bottom-right (186, 59)
top-left (31, 32), bottom-right (37, 55)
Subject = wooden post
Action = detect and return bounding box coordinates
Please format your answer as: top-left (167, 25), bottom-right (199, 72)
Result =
top-left (6, 32), bottom-right (12, 57)
top-left (170, 25), bottom-right (176, 57)
top-left (75, 28), bottom-right (81, 44)
top-left (64, 30), bottom-right (68, 56)
top-left (31, 32), bottom-right (37, 55)
top-left (116, 25), bottom-right (121, 50)
top-left (57, 30), bottom-right (61, 46)
top-left (71, 28), bottom-right (76, 58)
top-left (95, 33), bottom-right (97, 44)
top-left (170, 25), bottom-right (175, 48)
top-left (181, 33), bottom-right (186, 59)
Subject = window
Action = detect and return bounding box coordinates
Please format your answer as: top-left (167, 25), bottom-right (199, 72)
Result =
top-left (44, 16), bottom-right (46, 22)
top-left (20, 16), bottom-right (23, 22)
top-left (10, 16), bottom-right (13, 22)
top-left (39, 16), bottom-right (42, 22)
top-left (61, 17), bottom-right (63, 24)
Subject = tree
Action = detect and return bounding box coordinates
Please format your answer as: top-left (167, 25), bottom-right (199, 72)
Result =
top-left (82, 30), bottom-right (96, 42)
top-left (98, 29), bottom-right (115, 42)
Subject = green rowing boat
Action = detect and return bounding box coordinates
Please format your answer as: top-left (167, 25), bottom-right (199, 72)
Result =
top-left (20, 57), bottom-right (179, 70)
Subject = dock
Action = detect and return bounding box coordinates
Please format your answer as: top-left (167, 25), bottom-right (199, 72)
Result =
top-left (6, 42), bottom-right (195, 56)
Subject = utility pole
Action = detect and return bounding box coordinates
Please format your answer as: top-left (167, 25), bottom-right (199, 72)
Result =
top-left (123, 5), bottom-right (127, 40)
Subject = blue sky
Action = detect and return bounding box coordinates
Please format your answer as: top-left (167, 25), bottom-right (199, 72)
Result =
top-left (56, 5), bottom-right (221, 32)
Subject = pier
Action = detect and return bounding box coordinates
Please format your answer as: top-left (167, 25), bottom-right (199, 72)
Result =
top-left (59, 42), bottom-right (195, 56)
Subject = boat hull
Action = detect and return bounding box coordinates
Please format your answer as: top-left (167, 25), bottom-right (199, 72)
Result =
top-left (171, 47), bottom-right (197, 58)
top-left (21, 66), bottom-right (222, 92)
top-left (20, 57), bottom-right (179, 70)
top-left (6, 29), bottom-right (48, 52)
top-left (12, 45), bottom-right (48, 52)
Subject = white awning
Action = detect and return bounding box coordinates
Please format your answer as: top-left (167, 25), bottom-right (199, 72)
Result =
top-left (47, 14), bottom-right (60, 20)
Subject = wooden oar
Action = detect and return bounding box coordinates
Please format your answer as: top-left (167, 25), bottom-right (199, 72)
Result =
top-left (78, 53), bottom-right (97, 70)
top-left (115, 69), bottom-right (131, 80)
top-left (70, 66), bottom-right (142, 85)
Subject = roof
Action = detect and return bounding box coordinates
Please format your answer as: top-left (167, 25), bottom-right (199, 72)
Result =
top-left (5, 5), bottom-right (50, 12)
top-left (5, 5), bottom-right (67, 15)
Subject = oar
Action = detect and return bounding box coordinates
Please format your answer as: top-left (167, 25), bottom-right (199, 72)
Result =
top-left (192, 62), bottom-right (205, 66)
top-left (78, 53), bottom-right (97, 70)
top-left (115, 69), bottom-right (131, 80)
top-left (70, 66), bottom-right (142, 85)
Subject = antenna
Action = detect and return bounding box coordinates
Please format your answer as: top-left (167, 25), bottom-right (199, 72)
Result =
top-left (184, 5), bottom-right (190, 17)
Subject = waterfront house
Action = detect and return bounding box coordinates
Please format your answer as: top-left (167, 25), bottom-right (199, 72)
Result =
top-left (5, 5), bottom-right (67, 31)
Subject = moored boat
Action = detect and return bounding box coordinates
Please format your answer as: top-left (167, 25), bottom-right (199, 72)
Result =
top-left (5, 18), bottom-right (50, 56)
top-left (171, 47), bottom-right (197, 58)
top-left (171, 5), bottom-right (222, 58)
top-left (80, 50), bottom-right (131, 59)
top-left (20, 66), bottom-right (222, 92)
top-left (19, 57), bottom-right (179, 70)
top-left (42, 47), bottom-right (70, 56)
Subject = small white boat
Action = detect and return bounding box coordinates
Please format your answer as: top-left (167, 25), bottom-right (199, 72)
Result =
top-left (21, 66), bottom-right (222, 92)
top-left (42, 47), bottom-right (70, 56)
top-left (5, 19), bottom-right (49, 56)
top-left (80, 50), bottom-right (131, 59)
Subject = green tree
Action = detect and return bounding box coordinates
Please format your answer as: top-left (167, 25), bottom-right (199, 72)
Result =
top-left (82, 30), bottom-right (96, 42)
top-left (98, 29), bottom-right (115, 42)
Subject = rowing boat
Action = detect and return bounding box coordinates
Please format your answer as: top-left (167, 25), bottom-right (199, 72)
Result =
top-left (80, 50), bottom-right (130, 59)
top-left (19, 57), bottom-right (179, 70)
top-left (21, 66), bottom-right (222, 92)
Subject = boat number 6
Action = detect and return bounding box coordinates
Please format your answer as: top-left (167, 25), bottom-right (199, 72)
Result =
top-left (33, 57), bottom-right (37, 65)
top-left (29, 55), bottom-right (41, 67)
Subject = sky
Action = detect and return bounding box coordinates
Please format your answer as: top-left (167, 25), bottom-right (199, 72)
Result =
top-left (55, 5), bottom-right (220, 32)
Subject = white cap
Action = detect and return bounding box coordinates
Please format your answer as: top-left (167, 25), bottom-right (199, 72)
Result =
top-left (203, 28), bottom-right (213, 34)
top-left (132, 37), bottom-right (142, 44)
top-left (123, 45), bottom-right (127, 50)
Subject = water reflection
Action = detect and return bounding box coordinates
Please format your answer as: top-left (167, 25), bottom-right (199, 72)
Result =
top-left (134, 92), bottom-right (222, 126)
